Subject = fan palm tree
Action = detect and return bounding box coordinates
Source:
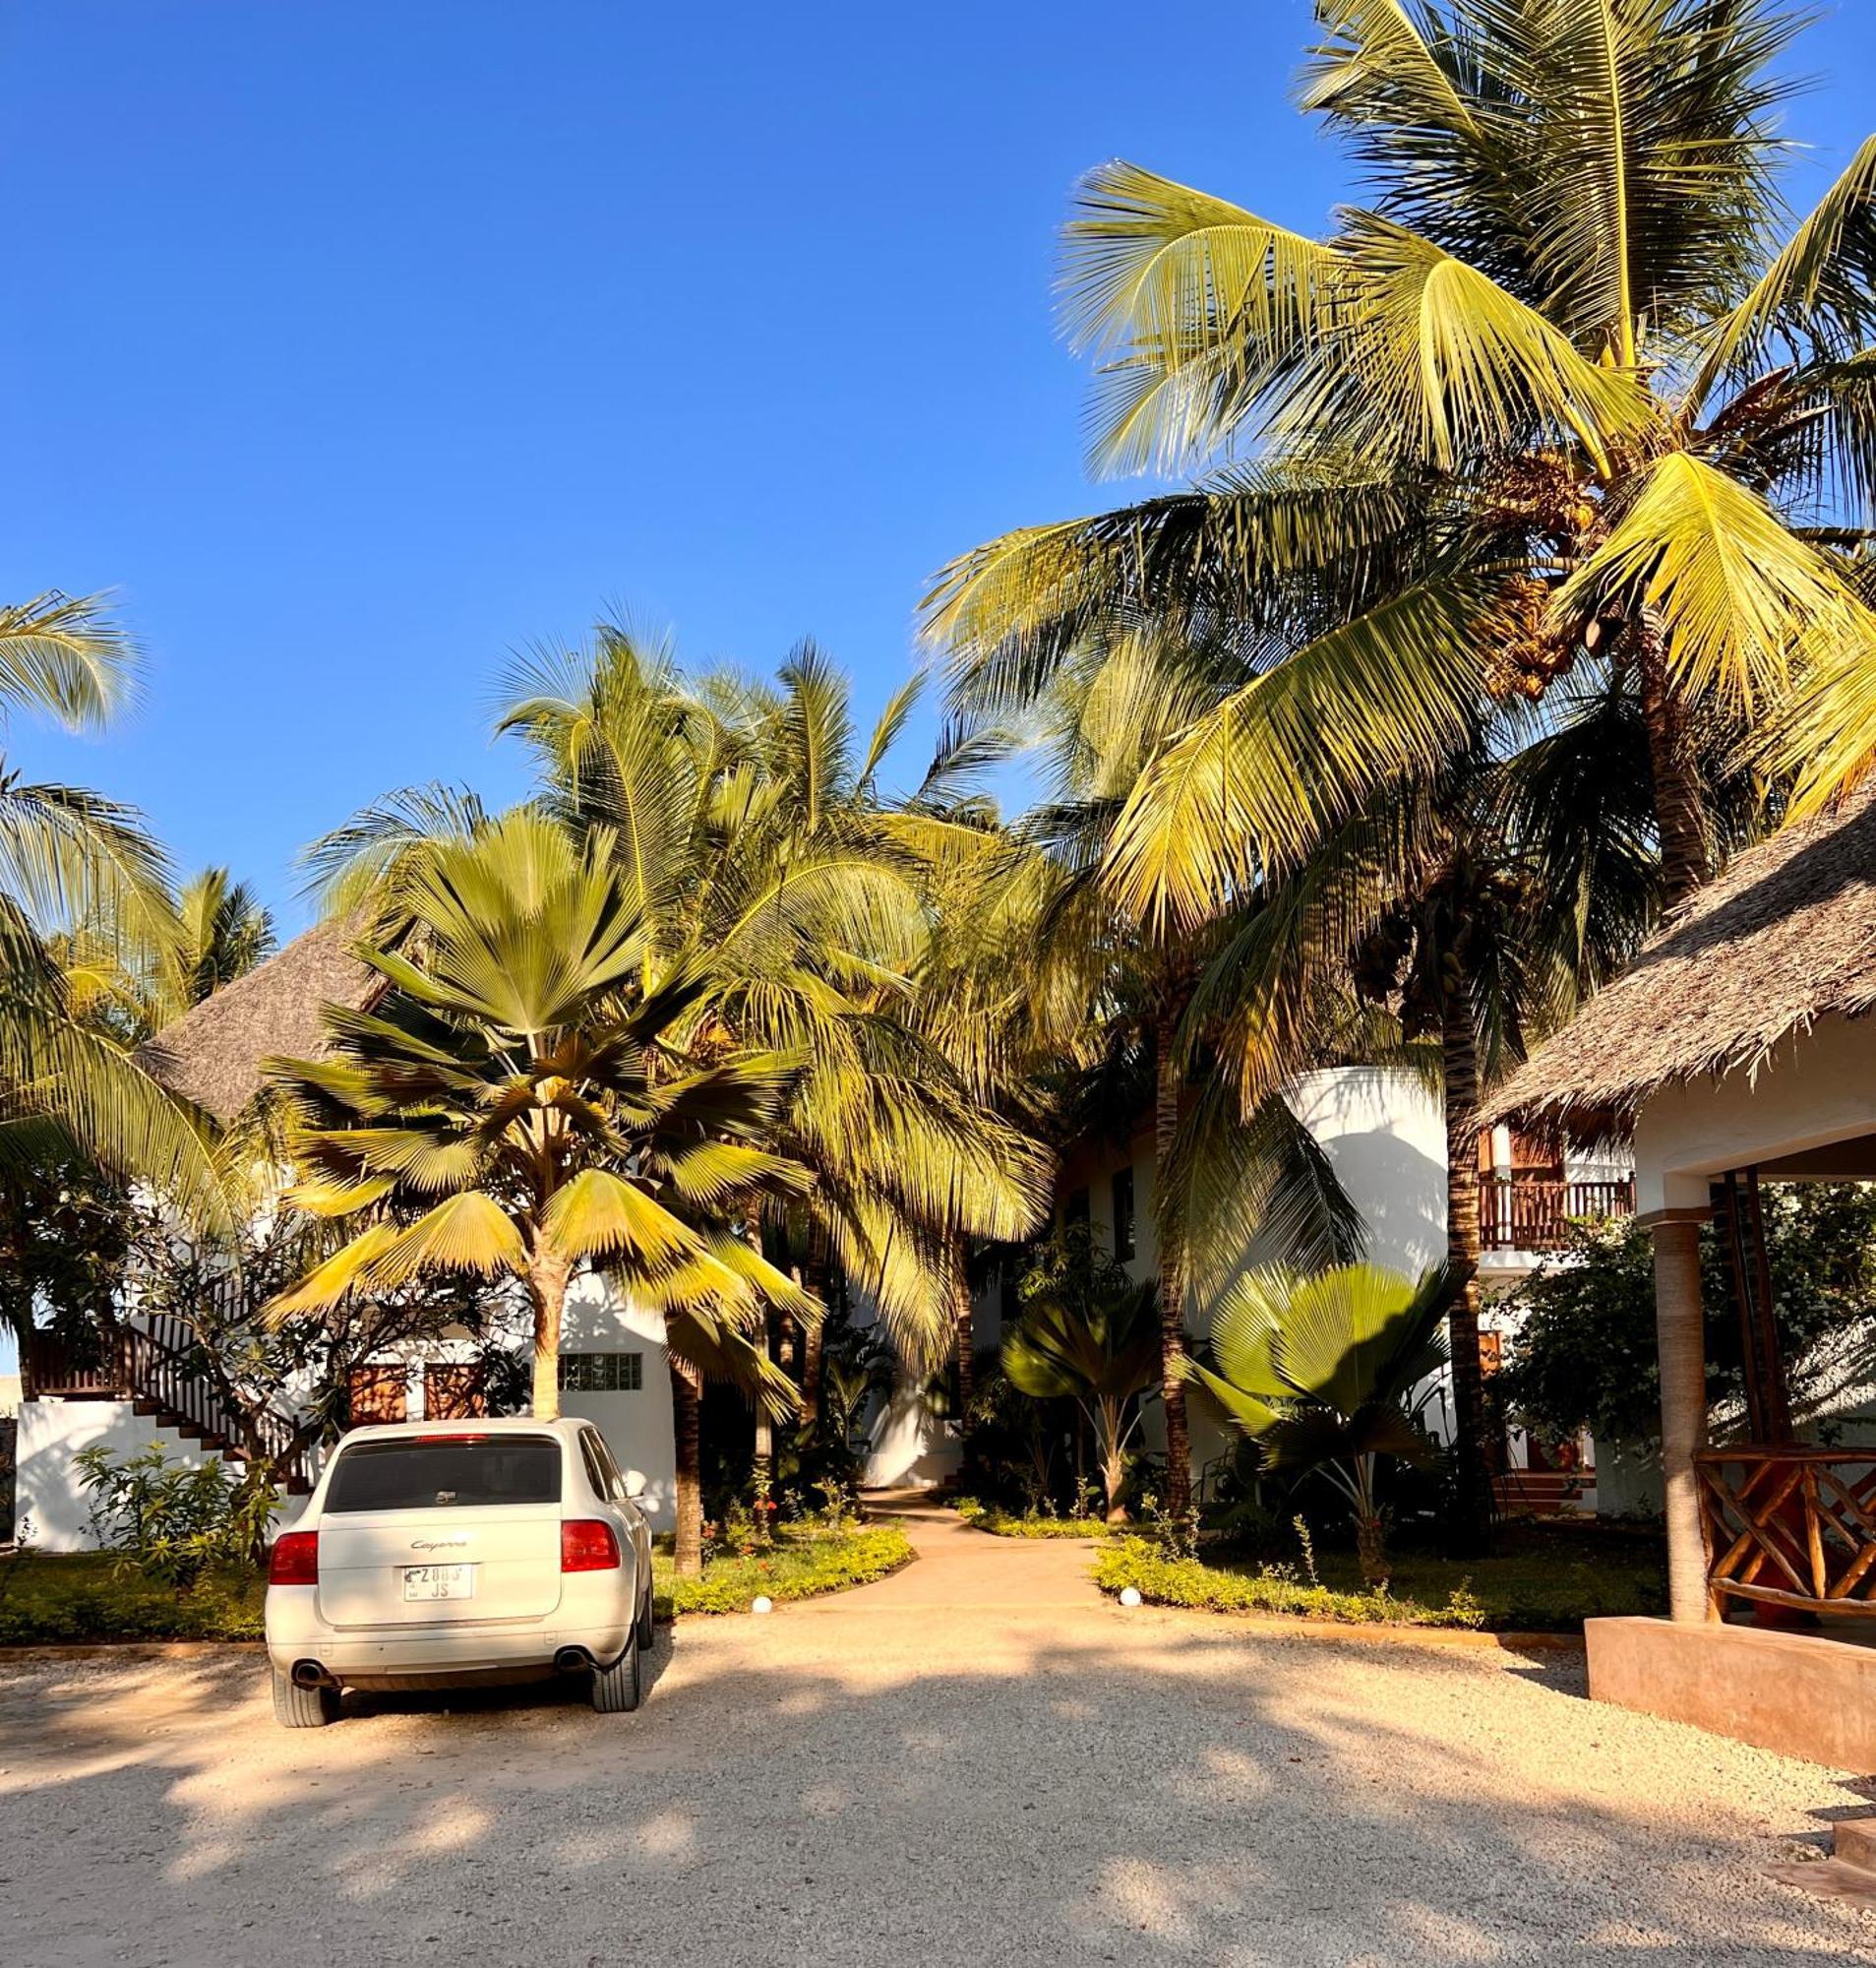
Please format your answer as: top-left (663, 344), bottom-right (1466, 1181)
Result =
top-left (265, 810), bottom-right (817, 1572)
top-left (490, 627), bottom-right (1055, 1371)
top-left (1001, 1228), bottom-right (1161, 1519)
top-left (928, 0), bottom-right (1876, 923)
top-left (0, 590), bottom-right (220, 1223)
top-left (1182, 1261), bottom-right (1456, 1585)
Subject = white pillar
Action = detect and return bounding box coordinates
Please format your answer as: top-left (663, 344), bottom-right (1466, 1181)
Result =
top-left (1652, 1217), bottom-right (1713, 1623)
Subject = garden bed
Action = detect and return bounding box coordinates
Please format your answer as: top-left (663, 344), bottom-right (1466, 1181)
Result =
top-left (654, 1523), bottom-right (913, 1615)
top-left (954, 1500), bottom-right (1113, 1539)
top-left (0, 1523), bottom-right (916, 1645)
top-left (1095, 1521), bottom-right (1666, 1632)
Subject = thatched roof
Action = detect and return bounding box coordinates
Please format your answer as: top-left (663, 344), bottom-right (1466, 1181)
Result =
top-left (1487, 786), bottom-right (1876, 1143)
top-left (141, 919), bottom-right (381, 1124)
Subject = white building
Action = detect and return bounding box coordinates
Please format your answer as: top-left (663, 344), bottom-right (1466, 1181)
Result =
top-left (14, 923), bottom-right (1634, 1547)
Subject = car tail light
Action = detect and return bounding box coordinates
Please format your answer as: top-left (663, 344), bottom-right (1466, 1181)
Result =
top-left (269, 1531), bottom-right (319, 1586)
top-left (561, 1519), bottom-right (621, 1572)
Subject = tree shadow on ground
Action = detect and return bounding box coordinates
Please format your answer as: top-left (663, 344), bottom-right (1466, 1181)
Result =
top-left (1, 1614), bottom-right (1871, 1967)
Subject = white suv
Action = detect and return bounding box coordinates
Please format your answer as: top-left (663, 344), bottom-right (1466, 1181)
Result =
top-left (264, 1416), bottom-right (655, 1726)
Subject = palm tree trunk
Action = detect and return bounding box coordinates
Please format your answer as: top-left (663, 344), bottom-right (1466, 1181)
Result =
top-left (1154, 1007), bottom-right (1193, 1521)
top-left (1441, 991), bottom-right (1491, 1555)
top-left (527, 1246), bottom-right (572, 1421)
top-left (1633, 612), bottom-right (1709, 911)
top-left (669, 1352), bottom-right (705, 1577)
top-left (801, 1245), bottom-right (826, 1429)
top-left (950, 1237), bottom-right (975, 1425)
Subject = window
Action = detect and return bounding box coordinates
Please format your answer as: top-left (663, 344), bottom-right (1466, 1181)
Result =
top-left (325, 1436), bottom-right (561, 1512)
top-left (1064, 1187), bottom-right (1090, 1229)
top-left (1111, 1166), bottom-right (1136, 1261)
top-left (579, 1427), bottom-right (631, 1504)
top-left (559, 1351), bottom-right (642, 1393)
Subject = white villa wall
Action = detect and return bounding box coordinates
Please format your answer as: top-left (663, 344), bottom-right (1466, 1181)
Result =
top-left (558, 1276), bottom-right (678, 1530)
top-left (14, 1399), bottom-right (231, 1552)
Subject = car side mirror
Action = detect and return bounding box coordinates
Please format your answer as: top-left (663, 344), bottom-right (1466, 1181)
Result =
top-left (623, 1468), bottom-right (647, 1499)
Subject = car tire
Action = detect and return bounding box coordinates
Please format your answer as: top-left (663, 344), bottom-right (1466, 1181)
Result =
top-left (590, 1633), bottom-right (641, 1714)
top-left (635, 1576), bottom-right (656, 1652)
top-left (272, 1668), bottom-right (340, 1729)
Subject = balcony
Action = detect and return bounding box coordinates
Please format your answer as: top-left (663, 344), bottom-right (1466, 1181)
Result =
top-left (1478, 1171), bottom-right (1635, 1255)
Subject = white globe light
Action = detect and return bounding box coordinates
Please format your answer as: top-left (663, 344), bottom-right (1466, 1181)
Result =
top-left (1119, 1586), bottom-right (1143, 1609)
top-left (751, 1595), bottom-right (774, 1615)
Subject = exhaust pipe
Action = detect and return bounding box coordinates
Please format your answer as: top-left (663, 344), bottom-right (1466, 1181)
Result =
top-left (553, 1646), bottom-right (595, 1675)
top-left (290, 1660), bottom-right (333, 1690)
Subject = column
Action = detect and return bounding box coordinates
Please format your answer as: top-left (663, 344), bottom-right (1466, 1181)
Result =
top-left (1653, 1216), bottom-right (1712, 1622)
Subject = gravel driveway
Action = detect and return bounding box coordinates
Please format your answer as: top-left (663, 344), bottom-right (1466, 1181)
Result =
top-left (2, 1501), bottom-right (1873, 1967)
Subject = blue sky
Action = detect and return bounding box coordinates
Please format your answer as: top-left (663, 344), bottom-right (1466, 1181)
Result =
top-left (5, 1), bottom-right (1876, 938)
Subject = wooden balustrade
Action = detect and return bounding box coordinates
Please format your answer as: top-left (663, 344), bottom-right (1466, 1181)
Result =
top-left (20, 1313), bottom-right (316, 1492)
top-left (1695, 1446), bottom-right (1876, 1617)
top-left (1477, 1173), bottom-right (1636, 1253)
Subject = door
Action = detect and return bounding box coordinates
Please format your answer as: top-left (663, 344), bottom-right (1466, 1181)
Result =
top-left (423, 1363), bottom-right (487, 1420)
top-left (348, 1364), bottom-right (408, 1426)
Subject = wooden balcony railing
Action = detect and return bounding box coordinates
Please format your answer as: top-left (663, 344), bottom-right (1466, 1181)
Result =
top-left (1696, 1446), bottom-right (1876, 1617)
top-left (1478, 1173), bottom-right (1635, 1253)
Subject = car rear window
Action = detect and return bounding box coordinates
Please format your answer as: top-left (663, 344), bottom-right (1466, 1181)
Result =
top-left (324, 1436), bottom-right (563, 1513)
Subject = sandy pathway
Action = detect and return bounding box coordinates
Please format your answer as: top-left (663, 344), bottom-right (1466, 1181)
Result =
top-left (1, 1498), bottom-right (1872, 1966)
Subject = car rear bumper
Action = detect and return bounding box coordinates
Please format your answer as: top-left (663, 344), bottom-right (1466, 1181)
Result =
top-left (266, 1598), bottom-right (634, 1684)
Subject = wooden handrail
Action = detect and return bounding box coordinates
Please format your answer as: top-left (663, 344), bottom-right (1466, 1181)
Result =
top-left (21, 1314), bottom-right (317, 1493)
top-left (1695, 1445), bottom-right (1876, 1617)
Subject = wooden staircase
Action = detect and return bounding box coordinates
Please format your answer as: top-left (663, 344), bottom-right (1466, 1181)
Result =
top-left (21, 1314), bottom-right (317, 1495)
top-left (1491, 1466), bottom-right (1593, 1518)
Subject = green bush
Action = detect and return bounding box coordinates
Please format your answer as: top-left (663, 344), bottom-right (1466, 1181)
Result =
top-left (1095, 1537), bottom-right (1487, 1628)
top-left (0, 1553), bottom-right (266, 1644)
top-left (955, 1498), bottom-right (1111, 1539)
top-left (652, 1524), bottom-right (912, 1617)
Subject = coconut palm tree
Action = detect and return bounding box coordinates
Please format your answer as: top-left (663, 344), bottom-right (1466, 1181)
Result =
top-left (1182, 1262), bottom-right (1456, 1585)
top-left (928, 0), bottom-right (1876, 921)
top-left (925, 627), bottom-right (1364, 1518)
top-left (173, 869), bottom-right (275, 1008)
top-left (0, 590), bottom-right (220, 1222)
top-left (491, 627), bottom-right (1055, 1373)
top-left (266, 809), bottom-right (817, 1572)
top-left (1185, 681), bottom-right (1663, 1541)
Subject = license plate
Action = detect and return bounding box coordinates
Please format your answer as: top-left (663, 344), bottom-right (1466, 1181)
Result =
top-left (402, 1564), bottom-right (474, 1602)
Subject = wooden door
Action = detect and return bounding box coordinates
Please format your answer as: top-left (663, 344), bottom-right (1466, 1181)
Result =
top-left (424, 1363), bottom-right (488, 1420)
top-left (348, 1364), bottom-right (408, 1426)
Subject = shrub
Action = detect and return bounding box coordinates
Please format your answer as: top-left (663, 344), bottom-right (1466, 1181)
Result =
top-left (954, 1499), bottom-right (1110, 1538)
top-left (74, 1442), bottom-right (276, 1591)
top-left (1094, 1537), bottom-right (1487, 1629)
top-left (653, 1523), bottom-right (912, 1618)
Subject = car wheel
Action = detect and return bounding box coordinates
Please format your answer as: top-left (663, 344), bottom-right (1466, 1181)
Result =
top-left (590, 1633), bottom-right (641, 1714)
top-left (635, 1577), bottom-right (656, 1652)
top-left (272, 1667), bottom-right (340, 1729)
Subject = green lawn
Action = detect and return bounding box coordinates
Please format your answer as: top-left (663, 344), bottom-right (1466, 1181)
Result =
top-left (0, 1522), bottom-right (915, 1645)
top-left (1097, 1521), bottom-right (1666, 1632)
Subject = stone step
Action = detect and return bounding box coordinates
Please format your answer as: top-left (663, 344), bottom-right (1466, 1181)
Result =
top-left (1835, 1816), bottom-right (1876, 1873)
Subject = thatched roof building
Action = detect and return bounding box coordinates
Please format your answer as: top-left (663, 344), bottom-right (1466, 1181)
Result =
top-left (141, 919), bottom-right (381, 1124)
top-left (1487, 786), bottom-right (1876, 1143)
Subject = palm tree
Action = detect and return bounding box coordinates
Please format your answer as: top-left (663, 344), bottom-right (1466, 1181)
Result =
top-left (0, 590), bottom-right (220, 1223)
top-left (266, 809), bottom-right (816, 1572)
top-left (928, 0), bottom-right (1876, 921)
top-left (1182, 1262), bottom-right (1455, 1586)
top-left (491, 628), bottom-right (1055, 1372)
top-left (926, 629), bottom-right (1364, 1518)
top-left (173, 869), bottom-right (275, 1007)
top-left (1001, 1228), bottom-right (1160, 1520)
